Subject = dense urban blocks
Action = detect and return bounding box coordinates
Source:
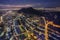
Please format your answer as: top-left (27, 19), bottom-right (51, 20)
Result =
top-left (0, 8), bottom-right (60, 40)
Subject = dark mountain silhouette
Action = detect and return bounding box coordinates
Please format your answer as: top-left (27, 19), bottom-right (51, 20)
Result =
top-left (18, 7), bottom-right (43, 16)
top-left (17, 7), bottom-right (60, 25)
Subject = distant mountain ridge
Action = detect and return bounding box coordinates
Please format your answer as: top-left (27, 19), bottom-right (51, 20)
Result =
top-left (17, 7), bottom-right (60, 25)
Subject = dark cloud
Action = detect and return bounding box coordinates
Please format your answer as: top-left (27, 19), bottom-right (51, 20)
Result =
top-left (0, 0), bottom-right (60, 7)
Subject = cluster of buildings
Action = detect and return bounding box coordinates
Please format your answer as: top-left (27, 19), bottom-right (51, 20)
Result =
top-left (0, 11), bottom-right (45, 40)
top-left (0, 10), bottom-right (60, 40)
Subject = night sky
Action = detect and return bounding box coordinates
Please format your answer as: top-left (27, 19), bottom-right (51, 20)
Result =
top-left (0, 0), bottom-right (60, 8)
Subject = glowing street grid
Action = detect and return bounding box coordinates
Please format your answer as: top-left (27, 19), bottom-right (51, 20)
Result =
top-left (0, 11), bottom-right (60, 40)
